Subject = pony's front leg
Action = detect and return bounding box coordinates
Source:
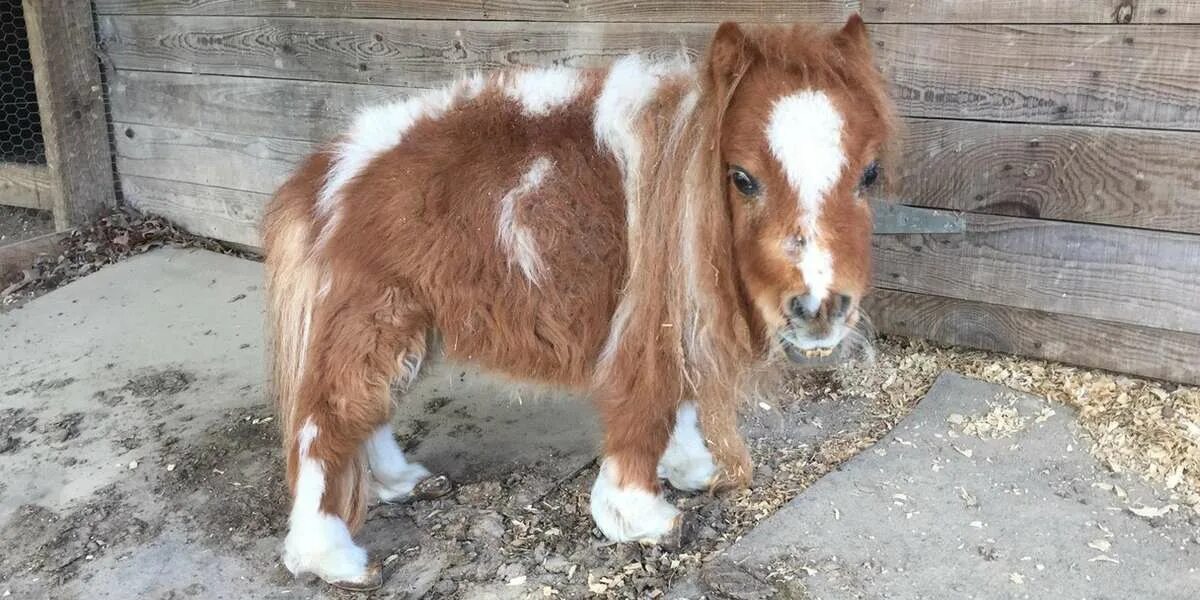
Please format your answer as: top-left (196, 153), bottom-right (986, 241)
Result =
top-left (697, 393), bottom-right (752, 490)
top-left (590, 392), bottom-right (683, 544)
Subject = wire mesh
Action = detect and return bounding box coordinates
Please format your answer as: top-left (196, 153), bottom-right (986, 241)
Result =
top-left (0, 0), bottom-right (44, 165)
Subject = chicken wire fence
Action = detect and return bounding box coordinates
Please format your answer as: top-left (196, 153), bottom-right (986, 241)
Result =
top-left (1, 0), bottom-right (44, 166)
top-left (0, 0), bottom-right (119, 233)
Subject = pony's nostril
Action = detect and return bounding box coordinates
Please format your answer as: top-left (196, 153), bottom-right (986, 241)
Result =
top-left (788, 295), bottom-right (815, 320)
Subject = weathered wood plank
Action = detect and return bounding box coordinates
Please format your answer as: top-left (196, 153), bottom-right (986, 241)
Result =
top-left (894, 119), bottom-right (1200, 234)
top-left (113, 122), bottom-right (315, 194)
top-left (871, 24), bottom-right (1200, 129)
top-left (93, 0), bottom-right (856, 22)
top-left (862, 1), bottom-right (1200, 24)
top-left (96, 17), bottom-right (1200, 130)
top-left (122, 175), bottom-right (266, 248)
top-left (24, 0), bottom-right (117, 228)
top-left (108, 70), bottom-right (407, 142)
top-left (109, 72), bottom-right (1200, 235)
top-left (0, 163), bottom-right (54, 211)
top-left (95, 17), bottom-right (711, 88)
top-left (865, 289), bottom-right (1200, 385)
top-left (872, 214), bottom-right (1200, 334)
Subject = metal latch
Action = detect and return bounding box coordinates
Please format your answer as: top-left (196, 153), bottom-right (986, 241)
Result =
top-left (870, 199), bottom-right (965, 235)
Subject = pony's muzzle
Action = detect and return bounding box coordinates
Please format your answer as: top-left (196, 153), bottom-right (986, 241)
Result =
top-left (787, 292), bottom-right (852, 323)
top-left (781, 292), bottom-right (855, 361)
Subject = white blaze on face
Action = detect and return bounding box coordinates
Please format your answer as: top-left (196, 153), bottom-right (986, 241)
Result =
top-left (766, 91), bottom-right (847, 304)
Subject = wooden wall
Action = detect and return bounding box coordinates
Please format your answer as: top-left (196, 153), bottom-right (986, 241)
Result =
top-left (93, 1), bottom-right (1200, 384)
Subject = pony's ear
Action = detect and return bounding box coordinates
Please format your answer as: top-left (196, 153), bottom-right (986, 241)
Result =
top-left (708, 22), bottom-right (752, 101)
top-left (835, 13), bottom-right (871, 52)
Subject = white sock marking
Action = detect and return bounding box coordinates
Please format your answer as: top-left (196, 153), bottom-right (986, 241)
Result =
top-left (498, 156), bottom-right (553, 286)
top-left (282, 418), bottom-right (370, 584)
top-left (590, 458), bottom-right (680, 543)
top-left (365, 425), bottom-right (430, 502)
top-left (657, 403), bottom-right (717, 492)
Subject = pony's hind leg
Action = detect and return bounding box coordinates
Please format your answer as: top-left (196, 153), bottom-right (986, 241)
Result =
top-left (365, 338), bottom-right (445, 503)
top-left (657, 402), bottom-right (718, 492)
top-left (280, 282), bottom-right (429, 590)
top-left (365, 425), bottom-right (431, 502)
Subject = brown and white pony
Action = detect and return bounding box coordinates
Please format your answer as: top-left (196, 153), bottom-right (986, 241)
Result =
top-left (264, 16), bottom-right (895, 590)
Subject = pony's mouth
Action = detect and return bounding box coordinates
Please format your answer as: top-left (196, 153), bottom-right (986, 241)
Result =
top-left (777, 326), bottom-right (844, 362)
top-left (779, 337), bottom-right (839, 362)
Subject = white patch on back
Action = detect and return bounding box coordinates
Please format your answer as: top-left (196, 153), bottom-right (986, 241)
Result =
top-left (504, 67), bottom-right (582, 116)
top-left (315, 84), bottom-right (464, 246)
top-left (593, 54), bottom-right (693, 369)
top-left (282, 418), bottom-right (371, 584)
top-left (590, 459), bottom-right (681, 542)
top-left (766, 91), bottom-right (846, 302)
top-left (498, 156), bottom-right (554, 286)
top-left (593, 55), bottom-right (691, 225)
top-left (657, 402), bottom-right (717, 491)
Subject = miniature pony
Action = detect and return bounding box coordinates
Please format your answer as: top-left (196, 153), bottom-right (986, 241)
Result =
top-left (264, 15), bottom-right (895, 590)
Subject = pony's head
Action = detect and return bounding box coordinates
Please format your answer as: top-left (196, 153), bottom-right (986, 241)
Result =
top-left (708, 16), bottom-right (895, 363)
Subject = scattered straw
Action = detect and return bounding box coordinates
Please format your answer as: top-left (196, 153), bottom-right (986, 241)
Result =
top-left (834, 337), bottom-right (1200, 514)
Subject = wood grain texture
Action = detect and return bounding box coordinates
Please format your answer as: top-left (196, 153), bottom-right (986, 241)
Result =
top-left (870, 24), bottom-right (1200, 129)
top-left (865, 289), bottom-right (1200, 385)
top-left (122, 175), bottom-right (267, 247)
top-left (97, 17), bottom-right (1200, 129)
top-left (0, 163), bottom-right (54, 211)
top-left (108, 70), bottom-right (407, 141)
top-left (92, 0), bottom-right (856, 22)
top-left (96, 16), bottom-right (711, 88)
top-left (872, 213), bottom-right (1200, 334)
top-left (894, 119), bottom-right (1200, 234)
top-left (109, 72), bottom-right (1200, 236)
top-left (862, 1), bottom-right (1200, 24)
top-left (113, 122), bottom-right (315, 194)
top-left (24, 0), bottom-right (117, 228)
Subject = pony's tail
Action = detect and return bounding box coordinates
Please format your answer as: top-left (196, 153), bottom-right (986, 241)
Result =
top-left (264, 195), bottom-right (321, 485)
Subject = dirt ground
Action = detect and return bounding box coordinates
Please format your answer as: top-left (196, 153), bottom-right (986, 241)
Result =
top-left (0, 361), bottom-right (897, 599)
top-left (0, 219), bottom-right (1196, 599)
top-left (0, 205), bottom-right (52, 245)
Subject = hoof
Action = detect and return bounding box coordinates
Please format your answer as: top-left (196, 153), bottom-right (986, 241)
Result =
top-left (411, 474), bottom-right (452, 500)
top-left (373, 462), bottom-right (432, 503)
top-left (329, 562), bottom-right (384, 592)
top-left (655, 511), bottom-right (695, 551)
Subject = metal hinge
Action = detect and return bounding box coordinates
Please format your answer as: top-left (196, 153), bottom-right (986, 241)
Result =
top-left (870, 199), bottom-right (966, 235)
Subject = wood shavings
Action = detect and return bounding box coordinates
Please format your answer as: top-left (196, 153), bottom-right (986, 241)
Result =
top-left (846, 338), bottom-right (1200, 516)
top-left (959, 403), bottom-right (1027, 439)
top-left (1126, 504), bottom-right (1177, 518)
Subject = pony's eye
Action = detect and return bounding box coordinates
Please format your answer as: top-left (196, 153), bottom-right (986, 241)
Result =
top-left (729, 166), bottom-right (760, 197)
top-left (860, 161), bottom-right (881, 189)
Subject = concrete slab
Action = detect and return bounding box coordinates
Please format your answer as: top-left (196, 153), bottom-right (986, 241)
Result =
top-left (684, 372), bottom-right (1200, 599)
top-left (0, 248), bottom-right (599, 598)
